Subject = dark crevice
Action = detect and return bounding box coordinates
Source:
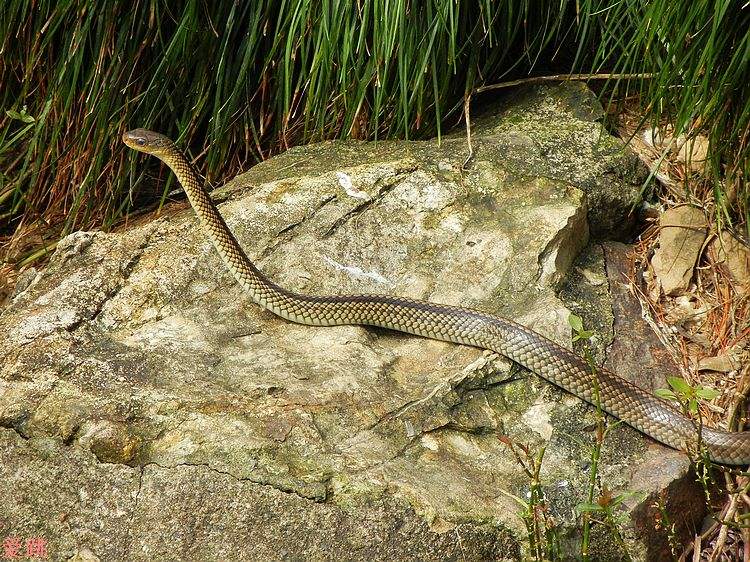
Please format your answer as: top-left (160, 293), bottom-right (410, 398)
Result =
top-left (276, 194), bottom-right (337, 238)
top-left (122, 466), bottom-right (144, 561)
top-left (0, 379), bottom-right (62, 442)
top-left (87, 232), bottom-right (155, 325)
top-left (140, 460), bottom-right (331, 503)
top-left (600, 242), bottom-right (617, 367)
top-left (348, 422), bottom-right (487, 477)
top-left (0, 416), bottom-right (31, 441)
top-left (63, 229), bottom-right (155, 332)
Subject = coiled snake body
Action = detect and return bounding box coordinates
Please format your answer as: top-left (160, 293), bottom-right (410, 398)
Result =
top-left (124, 129), bottom-right (750, 465)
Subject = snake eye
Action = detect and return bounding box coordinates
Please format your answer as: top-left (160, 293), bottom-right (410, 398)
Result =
top-left (136, 138), bottom-right (146, 146)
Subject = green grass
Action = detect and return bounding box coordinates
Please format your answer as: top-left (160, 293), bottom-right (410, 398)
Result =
top-left (1, 0), bottom-right (748, 259)
top-left (0, 0), bottom-right (566, 253)
top-left (576, 0), bottom-right (750, 229)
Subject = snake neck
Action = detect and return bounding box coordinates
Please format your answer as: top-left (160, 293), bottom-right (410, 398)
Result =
top-left (160, 147), bottom-right (278, 301)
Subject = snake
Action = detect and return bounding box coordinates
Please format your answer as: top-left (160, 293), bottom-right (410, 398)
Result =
top-left (123, 128), bottom-right (750, 465)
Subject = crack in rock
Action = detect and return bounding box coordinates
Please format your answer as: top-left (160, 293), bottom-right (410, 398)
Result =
top-left (322, 166), bottom-right (418, 238)
top-left (369, 354), bottom-right (505, 430)
top-left (257, 193), bottom-right (338, 261)
top-left (141, 460), bottom-right (330, 503)
top-left (122, 466), bottom-right (145, 560)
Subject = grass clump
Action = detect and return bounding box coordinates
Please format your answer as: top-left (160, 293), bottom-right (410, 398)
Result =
top-left (0, 0), bottom-right (567, 259)
top-left (576, 0), bottom-right (750, 229)
top-left (1, 1), bottom-right (747, 252)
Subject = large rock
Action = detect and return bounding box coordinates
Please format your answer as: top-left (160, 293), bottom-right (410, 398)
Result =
top-left (1, 84), bottom-right (695, 560)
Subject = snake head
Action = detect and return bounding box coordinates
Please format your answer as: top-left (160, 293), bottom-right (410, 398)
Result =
top-left (123, 129), bottom-right (175, 155)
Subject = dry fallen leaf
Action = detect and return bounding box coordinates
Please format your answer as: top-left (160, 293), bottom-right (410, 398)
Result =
top-left (713, 230), bottom-right (750, 293)
top-left (674, 134), bottom-right (709, 174)
top-left (697, 354), bottom-right (741, 373)
top-left (651, 205), bottom-right (708, 296)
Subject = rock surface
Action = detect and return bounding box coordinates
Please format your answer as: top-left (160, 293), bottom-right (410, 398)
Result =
top-left (1, 84), bottom-right (696, 561)
top-left (467, 83), bottom-right (648, 240)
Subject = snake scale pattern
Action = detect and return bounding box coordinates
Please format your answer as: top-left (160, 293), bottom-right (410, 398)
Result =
top-left (124, 128), bottom-right (750, 465)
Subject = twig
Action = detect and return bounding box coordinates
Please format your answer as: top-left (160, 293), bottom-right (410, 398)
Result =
top-left (474, 72), bottom-right (654, 94)
top-left (679, 501), bottom-right (733, 561)
top-left (462, 94), bottom-right (473, 169)
top-left (709, 492), bottom-right (741, 562)
top-left (693, 535), bottom-right (701, 562)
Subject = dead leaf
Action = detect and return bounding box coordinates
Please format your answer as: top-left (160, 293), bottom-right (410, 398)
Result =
top-left (665, 295), bottom-right (710, 327)
top-left (651, 206), bottom-right (708, 296)
top-left (713, 230), bottom-right (750, 293)
top-left (674, 134), bottom-right (709, 174)
top-left (697, 354), bottom-right (741, 373)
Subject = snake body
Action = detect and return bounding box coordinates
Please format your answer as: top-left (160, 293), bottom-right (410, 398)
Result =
top-left (123, 128), bottom-right (750, 465)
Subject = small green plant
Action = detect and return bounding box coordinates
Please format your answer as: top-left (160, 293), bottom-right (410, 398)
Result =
top-left (652, 498), bottom-right (681, 557)
top-left (0, 105), bottom-right (36, 212)
top-left (654, 376), bottom-right (720, 506)
top-left (498, 437), bottom-right (561, 561)
top-left (568, 314), bottom-right (594, 343)
top-left (654, 377), bottom-right (720, 416)
top-left (576, 487), bottom-right (637, 557)
top-left (568, 313), bottom-right (632, 561)
top-left (1, 105), bottom-right (36, 156)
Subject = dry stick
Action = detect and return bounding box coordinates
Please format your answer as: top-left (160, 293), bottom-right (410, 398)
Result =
top-left (679, 502), bottom-right (732, 561)
top-left (710, 489), bottom-right (744, 562)
top-left (720, 370), bottom-right (750, 482)
top-left (724, 374), bottom-right (750, 561)
top-left (463, 73), bottom-right (654, 169)
top-left (474, 72), bottom-right (655, 94)
top-left (686, 374), bottom-right (750, 561)
top-left (725, 368), bottom-right (750, 436)
top-left (462, 94), bottom-right (473, 169)
top-left (694, 477), bottom-right (750, 562)
top-left (679, 463), bottom-right (750, 559)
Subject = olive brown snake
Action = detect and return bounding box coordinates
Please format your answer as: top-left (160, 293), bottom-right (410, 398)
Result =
top-left (123, 128), bottom-right (750, 465)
